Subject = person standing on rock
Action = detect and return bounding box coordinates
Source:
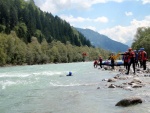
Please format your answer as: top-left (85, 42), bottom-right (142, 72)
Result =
top-left (138, 49), bottom-right (143, 68)
top-left (122, 51), bottom-right (128, 70)
top-left (140, 48), bottom-right (147, 70)
top-left (125, 48), bottom-right (136, 75)
top-left (99, 56), bottom-right (103, 68)
top-left (108, 53), bottom-right (115, 69)
top-left (134, 50), bottom-right (139, 67)
top-left (120, 48), bottom-right (135, 75)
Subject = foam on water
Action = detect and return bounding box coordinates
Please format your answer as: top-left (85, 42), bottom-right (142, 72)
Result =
top-left (0, 79), bottom-right (37, 90)
top-left (0, 71), bottom-right (68, 78)
top-left (0, 80), bottom-right (16, 89)
top-left (32, 71), bottom-right (66, 76)
top-left (0, 73), bottom-right (30, 78)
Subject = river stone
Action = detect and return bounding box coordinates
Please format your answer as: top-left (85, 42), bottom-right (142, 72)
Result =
top-left (104, 66), bottom-right (108, 70)
top-left (115, 97), bottom-right (142, 107)
top-left (131, 83), bottom-right (143, 88)
top-left (108, 84), bottom-right (116, 88)
top-left (147, 68), bottom-right (150, 73)
top-left (118, 76), bottom-right (128, 80)
top-left (97, 87), bottom-right (100, 89)
top-left (107, 78), bottom-right (117, 82)
top-left (123, 86), bottom-right (132, 91)
top-left (119, 68), bottom-right (125, 72)
top-left (131, 78), bottom-right (142, 84)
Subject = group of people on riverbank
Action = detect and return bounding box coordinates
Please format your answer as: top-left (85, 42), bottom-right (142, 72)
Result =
top-left (93, 47), bottom-right (148, 75)
top-left (121, 47), bottom-right (148, 75)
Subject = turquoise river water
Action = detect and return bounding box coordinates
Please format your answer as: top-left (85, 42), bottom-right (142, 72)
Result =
top-left (0, 62), bottom-right (150, 113)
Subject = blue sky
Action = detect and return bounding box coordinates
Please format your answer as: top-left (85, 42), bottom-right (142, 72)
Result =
top-left (34, 0), bottom-right (150, 46)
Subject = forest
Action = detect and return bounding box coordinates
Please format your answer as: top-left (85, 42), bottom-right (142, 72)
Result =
top-left (0, 32), bottom-right (110, 66)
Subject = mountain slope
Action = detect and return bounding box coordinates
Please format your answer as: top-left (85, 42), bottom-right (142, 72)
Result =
top-left (76, 28), bottom-right (129, 52)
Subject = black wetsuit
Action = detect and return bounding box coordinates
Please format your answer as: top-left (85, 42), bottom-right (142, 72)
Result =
top-left (108, 56), bottom-right (114, 69)
top-left (126, 52), bottom-right (135, 74)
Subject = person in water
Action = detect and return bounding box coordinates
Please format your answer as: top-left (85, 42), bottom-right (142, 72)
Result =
top-left (66, 72), bottom-right (72, 76)
top-left (108, 53), bottom-right (115, 69)
top-left (93, 60), bottom-right (98, 68)
top-left (139, 48), bottom-right (147, 70)
top-left (99, 56), bottom-right (103, 68)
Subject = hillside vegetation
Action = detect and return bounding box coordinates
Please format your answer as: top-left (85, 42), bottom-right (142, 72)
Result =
top-left (0, 0), bottom-right (91, 46)
top-left (132, 27), bottom-right (150, 58)
top-left (0, 32), bottom-right (110, 66)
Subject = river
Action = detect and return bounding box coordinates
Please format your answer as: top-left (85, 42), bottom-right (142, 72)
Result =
top-left (0, 62), bottom-right (150, 113)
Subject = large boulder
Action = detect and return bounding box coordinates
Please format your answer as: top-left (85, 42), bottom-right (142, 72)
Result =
top-left (115, 97), bottom-right (142, 107)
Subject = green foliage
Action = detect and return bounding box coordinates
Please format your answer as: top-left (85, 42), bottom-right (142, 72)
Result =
top-left (0, 48), bottom-right (7, 66)
top-left (0, 32), bottom-right (110, 66)
top-left (14, 22), bottom-right (28, 42)
top-left (132, 27), bottom-right (150, 59)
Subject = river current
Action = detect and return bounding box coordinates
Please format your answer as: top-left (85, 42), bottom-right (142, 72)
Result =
top-left (0, 62), bottom-right (150, 113)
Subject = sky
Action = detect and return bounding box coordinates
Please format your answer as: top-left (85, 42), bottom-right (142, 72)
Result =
top-left (34, 0), bottom-right (150, 46)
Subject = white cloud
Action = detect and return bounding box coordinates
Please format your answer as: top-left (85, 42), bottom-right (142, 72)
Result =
top-left (60, 15), bottom-right (108, 23)
top-left (34, 0), bottom-right (125, 14)
top-left (60, 15), bottom-right (91, 23)
top-left (94, 17), bottom-right (109, 23)
top-left (125, 12), bottom-right (133, 16)
top-left (34, 0), bottom-right (72, 13)
top-left (142, 0), bottom-right (150, 4)
top-left (99, 16), bottom-right (150, 46)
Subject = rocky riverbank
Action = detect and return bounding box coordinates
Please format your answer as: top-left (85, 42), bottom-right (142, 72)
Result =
top-left (99, 62), bottom-right (150, 107)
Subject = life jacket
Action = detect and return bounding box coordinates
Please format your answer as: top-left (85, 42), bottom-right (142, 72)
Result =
top-left (141, 51), bottom-right (147, 60)
top-left (128, 51), bottom-right (135, 61)
top-left (99, 57), bottom-right (102, 62)
top-left (94, 60), bottom-right (98, 65)
top-left (109, 55), bottom-right (115, 61)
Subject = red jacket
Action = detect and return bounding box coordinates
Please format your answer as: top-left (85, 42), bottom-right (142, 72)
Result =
top-left (141, 51), bottom-right (147, 61)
